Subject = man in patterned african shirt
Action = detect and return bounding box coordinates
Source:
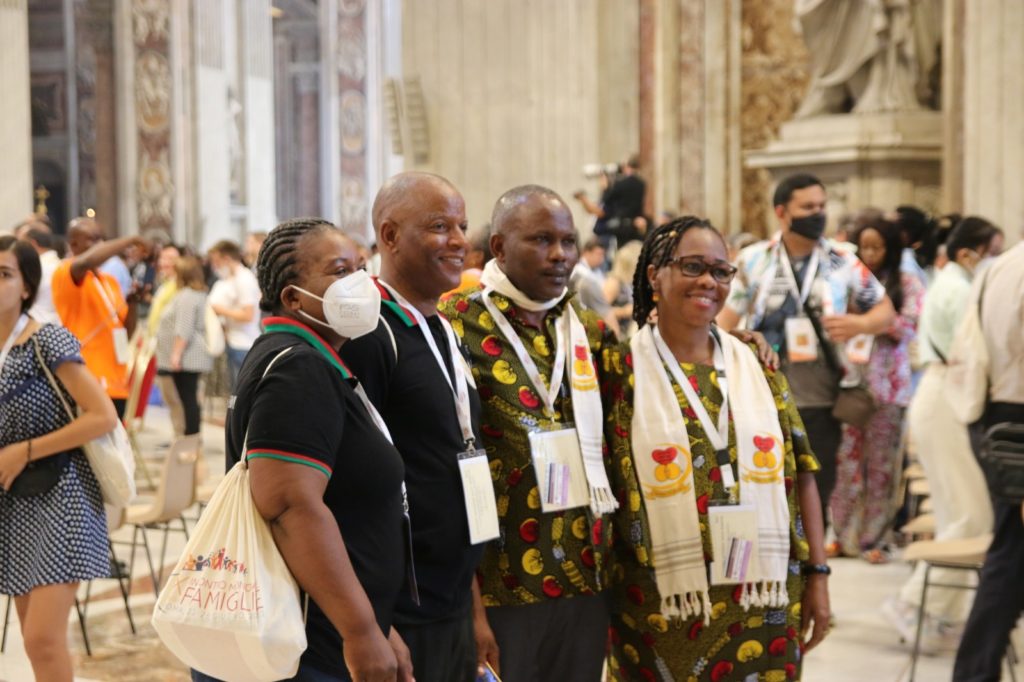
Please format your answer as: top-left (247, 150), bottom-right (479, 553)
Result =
top-left (440, 185), bottom-right (615, 682)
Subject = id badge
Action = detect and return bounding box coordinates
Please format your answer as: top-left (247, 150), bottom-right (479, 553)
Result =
top-left (528, 426), bottom-right (590, 513)
top-left (707, 504), bottom-right (760, 585)
top-left (846, 334), bottom-right (874, 365)
top-left (112, 326), bottom-right (130, 365)
top-left (785, 317), bottom-right (818, 363)
top-left (458, 448), bottom-right (500, 544)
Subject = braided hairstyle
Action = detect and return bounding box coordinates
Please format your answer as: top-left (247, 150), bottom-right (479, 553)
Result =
top-left (256, 217), bottom-right (337, 313)
top-left (631, 215), bottom-right (723, 327)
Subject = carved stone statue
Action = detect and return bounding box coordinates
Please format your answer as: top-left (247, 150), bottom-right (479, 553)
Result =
top-left (794, 0), bottom-right (942, 117)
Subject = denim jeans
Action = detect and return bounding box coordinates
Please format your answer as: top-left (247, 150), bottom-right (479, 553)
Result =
top-left (225, 345), bottom-right (249, 391)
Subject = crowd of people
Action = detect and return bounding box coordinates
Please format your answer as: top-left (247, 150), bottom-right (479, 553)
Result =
top-left (0, 168), bottom-right (1021, 682)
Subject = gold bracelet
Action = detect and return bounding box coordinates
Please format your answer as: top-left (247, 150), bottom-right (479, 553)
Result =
top-left (26, 439), bottom-right (32, 463)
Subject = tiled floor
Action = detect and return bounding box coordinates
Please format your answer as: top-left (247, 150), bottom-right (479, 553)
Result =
top-left (1, 405), bottom-right (1021, 681)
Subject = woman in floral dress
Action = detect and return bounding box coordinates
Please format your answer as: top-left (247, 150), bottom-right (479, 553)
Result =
top-left (602, 218), bottom-right (830, 681)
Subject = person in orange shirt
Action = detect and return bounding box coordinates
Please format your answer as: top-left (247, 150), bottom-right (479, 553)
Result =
top-left (52, 219), bottom-right (145, 417)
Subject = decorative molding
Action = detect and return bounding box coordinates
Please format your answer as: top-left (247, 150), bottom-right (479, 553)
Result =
top-left (132, 0), bottom-right (172, 233)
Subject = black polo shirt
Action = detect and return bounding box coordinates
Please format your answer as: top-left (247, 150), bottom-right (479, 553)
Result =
top-left (340, 290), bottom-right (484, 625)
top-left (227, 319), bottom-right (406, 677)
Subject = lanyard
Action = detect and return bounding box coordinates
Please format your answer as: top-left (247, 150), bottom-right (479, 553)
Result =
top-left (652, 325), bottom-right (737, 492)
top-left (80, 274), bottom-right (125, 348)
top-left (480, 290), bottom-right (567, 416)
top-left (377, 280), bottom-right (475, 445)
top-left (0, 314), bottom-right (30, 379)
top-left (777, 243), bottom-right (819, 308)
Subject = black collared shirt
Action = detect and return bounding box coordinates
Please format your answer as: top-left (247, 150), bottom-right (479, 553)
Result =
top-left (341, 296), bottom-right (484, 624)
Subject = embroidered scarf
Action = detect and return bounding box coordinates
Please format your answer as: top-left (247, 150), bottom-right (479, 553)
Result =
top-left (630, 325), bottom-right (790, 622)
top-left (479, 260), bottom-right (617, 515)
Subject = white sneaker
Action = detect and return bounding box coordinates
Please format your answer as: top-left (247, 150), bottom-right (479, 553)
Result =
top-left (881, 597), bottom-right (963, 655)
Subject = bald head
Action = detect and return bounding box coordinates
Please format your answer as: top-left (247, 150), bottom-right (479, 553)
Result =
top-left (491, 185), bottom-right (570, 236)
top-left (371, 171), bottom-right (460, 234)
top-left (67, 216), bottom-right (104, 255)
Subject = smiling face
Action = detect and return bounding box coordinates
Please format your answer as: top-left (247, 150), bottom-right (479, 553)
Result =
top-left (492, 195), bottom-right (579, 301)
top-left (649, 227), bottom-right (730, 327)
top-left (378, 179), bottom-right (468, 298)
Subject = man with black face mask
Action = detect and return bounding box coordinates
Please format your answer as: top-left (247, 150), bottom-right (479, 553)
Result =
top-left (717, 173), bottom-right (896, 534)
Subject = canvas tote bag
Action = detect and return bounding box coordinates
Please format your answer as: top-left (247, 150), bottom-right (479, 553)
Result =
top-left (152, 347), bottom-right (306, 682)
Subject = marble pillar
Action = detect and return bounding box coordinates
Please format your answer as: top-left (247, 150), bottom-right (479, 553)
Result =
top-left (958, 1), bottom-right (1024, 242)
top-left (657, 0), bottom-right (742, 233)
top-left (241, 0), bottom-right (278, 234)
top-left (192, 0), bottom-right (231, 246)
top-left (0, 0), bottom-right (33, 230)
top-left (334, 0), bottom-right (370, 241)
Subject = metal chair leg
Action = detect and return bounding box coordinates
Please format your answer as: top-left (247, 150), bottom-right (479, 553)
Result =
top-left (909, 563), bottom-right (932, 682)
top-left (1, 594), bottom-right (10, 654)
top-left (109, 539), bottom-right (137, 635)
top-left (131, 525), bottom-right (159, 596)
top-left (73, 597), bottom-right (91, 657)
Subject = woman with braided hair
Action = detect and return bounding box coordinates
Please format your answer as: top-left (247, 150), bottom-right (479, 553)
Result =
top-left (601, 217), bottom-right (831, 680)
top-left (194, 218), bottom-right (413, 682)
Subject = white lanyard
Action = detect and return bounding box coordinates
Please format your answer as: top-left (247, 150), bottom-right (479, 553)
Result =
top-left (777, 243), bottom-right (819, 308)
top-left (378, 281), bottom-right (475, 445)
top-left (652, 325), bottom-right (737, 492)
top-left (480, 290), bottom-right (567, 415)
top-left (80, 274), bottom-right (124, 347)
top-left (0, 314), bottom-right (30, 379)
top-left (354, 383), bottom-right (394, 444)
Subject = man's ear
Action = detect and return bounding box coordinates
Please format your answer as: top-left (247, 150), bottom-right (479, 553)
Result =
top-left (378, 219), bottom-right (400, 252)
top-left (489, 232), bottom-right (505, 263)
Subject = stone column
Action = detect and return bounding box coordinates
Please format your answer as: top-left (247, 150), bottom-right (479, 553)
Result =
top-left (637, 0), bottom-right (743, 230)
top-left (0, 0), bottom-right (33, 229)
top-left (334, 0), bottom-right (371, 241)
top-left (240, 0), bottom-right (277, 233)
top-left (959, 1), bottom-right (1024, 242)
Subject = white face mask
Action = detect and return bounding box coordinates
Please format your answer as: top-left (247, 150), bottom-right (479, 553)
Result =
top-left (289, 269), bottom-right (381, 339)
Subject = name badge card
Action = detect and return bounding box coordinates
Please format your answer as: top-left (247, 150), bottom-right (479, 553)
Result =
top-left (528, 426), bottom-right (590, 513)
top-left (785, 317), bottom-right (818, 363)
top-left (846, 334), bottom-right (874, 365)
top-left (112, 327), bottom-right (130, 366)
top-left (457, 448), bottom-right (500, 544)
top-left (708, 504), bottom-right (760, 585)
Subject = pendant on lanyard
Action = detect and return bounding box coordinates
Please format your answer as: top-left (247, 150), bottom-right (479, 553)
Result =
top-left (652, 325), bottom-right (737, 497)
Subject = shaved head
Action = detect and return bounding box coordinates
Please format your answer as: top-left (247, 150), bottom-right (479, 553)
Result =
top-left (67, 216), bottom-right (104, 255)
top-left (491, 185), bottom-right (569, 236)
top-left (372, 171), bottom-right (459, 234)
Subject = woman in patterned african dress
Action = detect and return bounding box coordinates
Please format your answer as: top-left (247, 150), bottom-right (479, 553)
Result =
top-left (601, 218), bottom-right (831, 681)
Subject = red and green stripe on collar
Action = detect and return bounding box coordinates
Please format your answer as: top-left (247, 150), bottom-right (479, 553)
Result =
top-left (261, 316), bottom-right (353, 379)
top-left (373, 278), bottom-right (418, 327)
top-left (246, 448), bottom-right (332, 479)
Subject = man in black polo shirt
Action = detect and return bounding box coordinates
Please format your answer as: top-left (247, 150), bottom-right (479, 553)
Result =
top-left (341, 172), bottom-right (494, 681)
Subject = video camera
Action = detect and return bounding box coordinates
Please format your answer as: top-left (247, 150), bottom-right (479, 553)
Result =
top-left (582, 163), bottom-right (622, 180)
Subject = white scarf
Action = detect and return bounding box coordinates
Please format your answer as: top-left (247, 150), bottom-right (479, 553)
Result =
top-left (479, 260), bottom-right (617, 515)
top-left (630, 324), bottom-right (790, 622)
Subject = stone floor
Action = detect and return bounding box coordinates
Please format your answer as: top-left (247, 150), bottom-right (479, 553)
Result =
top-left (1, 405), bottom-right (1021, 681)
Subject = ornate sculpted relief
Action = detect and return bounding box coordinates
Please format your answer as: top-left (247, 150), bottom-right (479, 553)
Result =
top-left (337, 6), bottom-right (368, 235)
top-left (132, 0), bottom-right (172, 233)
top-left (740, 0), bottom-right (811, 236)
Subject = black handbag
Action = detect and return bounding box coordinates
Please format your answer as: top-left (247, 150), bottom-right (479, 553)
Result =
top-left (979, 422), bottom-right (1024, 504)
top-left (8, 451), bottom-right (70, 497)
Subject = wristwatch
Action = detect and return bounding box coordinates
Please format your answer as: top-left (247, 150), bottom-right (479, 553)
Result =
top-left (802, 563), bottom-right (832, 576)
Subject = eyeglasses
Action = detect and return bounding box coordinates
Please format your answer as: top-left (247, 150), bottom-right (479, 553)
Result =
top-left (665, 256), bottom-right (737, 283)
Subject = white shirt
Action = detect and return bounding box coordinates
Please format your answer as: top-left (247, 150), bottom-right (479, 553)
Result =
top-left (29, 250), bottom-right (62, 325)
top-left (212, 265), bottom-right (261, 351)
top-left (980, 243), bottom-right (1024, 403)
top-left (917, 262), bottom-right (972, 365)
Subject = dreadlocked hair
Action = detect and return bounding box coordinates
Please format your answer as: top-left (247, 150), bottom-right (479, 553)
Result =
top-left (631, 215), bottom-right (721, 327)
top-left (257, 217), bottom-right (337, 313)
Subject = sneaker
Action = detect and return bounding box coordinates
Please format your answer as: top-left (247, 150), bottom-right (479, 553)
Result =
top-left (921, 619), bottom-right (964, 654)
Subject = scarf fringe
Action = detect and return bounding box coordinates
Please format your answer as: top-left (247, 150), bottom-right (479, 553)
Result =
top-left (739, 581), bottom-right (790, 612)
top-left (588, 485), bottom-right (620, 515)
top-left (662, 589), bottom-right (712, 626)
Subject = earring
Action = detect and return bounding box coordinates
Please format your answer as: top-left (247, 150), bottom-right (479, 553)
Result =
top-left (652, 291), bottom-right (660, 302)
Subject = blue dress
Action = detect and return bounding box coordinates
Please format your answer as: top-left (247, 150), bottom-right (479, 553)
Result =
top-left (0, 324), bottom-right (109, 595)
